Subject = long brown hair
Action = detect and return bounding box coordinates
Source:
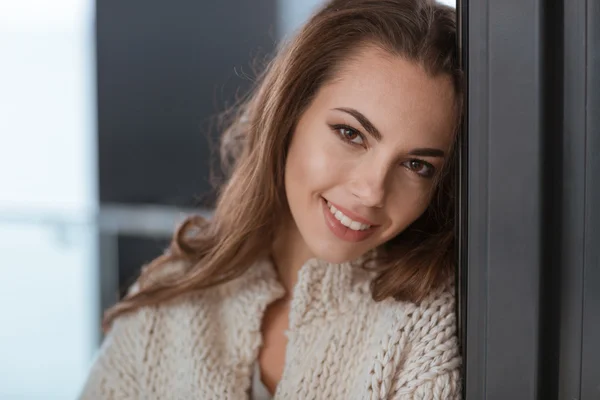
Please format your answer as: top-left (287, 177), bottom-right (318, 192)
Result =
top-left (103, 0), bottom-right (463, 330)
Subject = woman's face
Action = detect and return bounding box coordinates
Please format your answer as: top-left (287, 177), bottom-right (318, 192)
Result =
top-left (284, 46), bottom-right (457, 264)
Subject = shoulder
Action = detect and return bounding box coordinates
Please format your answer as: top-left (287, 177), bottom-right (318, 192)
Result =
top-left (104, 289), bottom-right (217, 357)
top-left (80, 268), bottom-right (244, 399)
top-left (107, 258), bottom-right (279, 353)
top-left (105, 260), bottom-right (228, 355)
top-left (116, 281), bottom-right (226, 337)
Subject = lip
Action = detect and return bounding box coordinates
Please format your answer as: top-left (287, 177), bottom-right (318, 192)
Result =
top-left (321, 197), bottom-right (378, 243)
top-left (325, 199), bottom-right (378, 226)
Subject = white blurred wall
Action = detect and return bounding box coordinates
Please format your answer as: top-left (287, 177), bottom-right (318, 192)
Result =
top-left (0, 1), bottom-right (98, 399)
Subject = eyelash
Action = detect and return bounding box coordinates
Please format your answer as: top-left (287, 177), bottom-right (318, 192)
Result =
top-left (328, 123), bottom-right (436, 179)
top-left (403, 159), bottom-right (436, 178)
top-left (330, 124), bottom-right (366, 146)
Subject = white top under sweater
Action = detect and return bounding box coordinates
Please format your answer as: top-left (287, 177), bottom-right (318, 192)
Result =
top-left (252, 361), bottom-right (272, 400)
top-left (80, 257), bottom-right (461, 400)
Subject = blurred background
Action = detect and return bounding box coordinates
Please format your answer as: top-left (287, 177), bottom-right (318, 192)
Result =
top-left (0, 0), bottom-right (455, 398)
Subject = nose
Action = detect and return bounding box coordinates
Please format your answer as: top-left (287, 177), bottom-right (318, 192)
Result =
top-left (349, 163), bottom-right (388, 208)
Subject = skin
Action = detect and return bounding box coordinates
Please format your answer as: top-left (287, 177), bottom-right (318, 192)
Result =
top-left (259, 45), bottom-right (457, 395)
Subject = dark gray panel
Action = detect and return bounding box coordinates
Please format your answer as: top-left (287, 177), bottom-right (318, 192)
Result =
top-left (117, 235), bottom-right (169, 298)
top-left (98, 232), bottom-right (118, 343)
top-left (581, 0), bottom-right (600, 397)
top-left (96, 0), bottom-right (277, 207)
top-left (464, 0), bottom-right (600, 398)
top-left (486, 0), bottom-right (542, 398)
top-left (465, 0), bottom-right (544, 398)
top-left (556, 0), bottom-right (586, 398)
top-left (537, 0), bottom-right (564, 398)
top-left (463, 0), bottom-right (489, 396)
top-left (455, 1), bottom-right (468, 396)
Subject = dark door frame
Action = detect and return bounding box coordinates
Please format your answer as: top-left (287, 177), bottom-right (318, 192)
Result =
top-left (459, 0), bottom-right (599, 398)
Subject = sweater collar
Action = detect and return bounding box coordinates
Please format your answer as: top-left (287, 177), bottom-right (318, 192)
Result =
top-left (228, 255), bottom-right (375, 329)
top-left (212, 255), bottom-right (376, 371)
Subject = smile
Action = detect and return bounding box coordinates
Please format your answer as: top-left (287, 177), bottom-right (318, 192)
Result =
top-left (326, 201), bottom-right (371, 231)
top-left (321, 197), bottom-right (378, 243)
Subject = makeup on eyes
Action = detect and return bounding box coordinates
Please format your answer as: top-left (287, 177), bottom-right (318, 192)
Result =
top-left (329, 123), bottom-right (365, 146)
top-left (328, 122), bottom-right (439, 179)
top-left (401, 159), bottom-right (436, 178)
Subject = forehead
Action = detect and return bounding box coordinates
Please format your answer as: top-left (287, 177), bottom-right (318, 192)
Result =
top-left (319, 46), bottom-right (457, 146)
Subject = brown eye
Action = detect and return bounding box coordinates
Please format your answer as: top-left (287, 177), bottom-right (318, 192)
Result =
top-left (403, 159), bottom-right (435, 178)
top-left (410, 160), bottom-right (424, 171)
top-left (332, 125), bottom-right (365, 145)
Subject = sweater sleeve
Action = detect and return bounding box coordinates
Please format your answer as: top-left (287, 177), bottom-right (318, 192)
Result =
top-left (390, 369), bottom-right (461, 400)
top-left (388, 287), bottom-right (462, 400)
top-left (78, 309), bottom-right (153, 400)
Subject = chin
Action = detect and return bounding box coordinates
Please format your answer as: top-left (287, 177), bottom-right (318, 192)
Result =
top-left (308, 241), bottom-right (370, 264)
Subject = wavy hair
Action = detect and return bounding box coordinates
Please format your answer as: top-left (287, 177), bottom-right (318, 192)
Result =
top-left (103, 0), bottom-right (463, 330)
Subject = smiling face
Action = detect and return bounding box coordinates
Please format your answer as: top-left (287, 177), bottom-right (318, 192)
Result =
top-left (282, 45), bottom-right (457, 264)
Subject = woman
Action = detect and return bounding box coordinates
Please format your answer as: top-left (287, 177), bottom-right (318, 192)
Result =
top-left (81, 0), bottom-right (463, 398)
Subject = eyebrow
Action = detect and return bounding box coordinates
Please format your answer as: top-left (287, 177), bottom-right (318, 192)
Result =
top-left (332, 107), bottom-right (382, 142)
top-left (408, 148), bottom-right (446, 158)
top-left (332, 107), bottom-right (446, 158)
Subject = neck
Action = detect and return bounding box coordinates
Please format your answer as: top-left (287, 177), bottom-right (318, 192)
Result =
top-left (271, 218), bottom-right (314, 296)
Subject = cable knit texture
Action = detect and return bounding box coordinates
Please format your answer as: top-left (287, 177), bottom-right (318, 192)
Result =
top-left (80, 258), bottom-right (461, 399)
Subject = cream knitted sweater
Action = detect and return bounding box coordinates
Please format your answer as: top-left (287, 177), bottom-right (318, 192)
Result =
top-left (80, 258), bottom-right (461, 399)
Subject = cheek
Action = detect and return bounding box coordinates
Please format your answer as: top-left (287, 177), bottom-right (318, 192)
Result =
top-left (285, 131), bottom-right (348, 195)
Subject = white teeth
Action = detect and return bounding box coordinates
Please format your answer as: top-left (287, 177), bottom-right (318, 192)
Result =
top-left (349, 221), bottom-right (362, 230)
top-left (326, 201), bottom-right (372, 231)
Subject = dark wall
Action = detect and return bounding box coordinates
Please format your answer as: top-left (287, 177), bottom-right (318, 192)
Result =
top-left (95, 1), bottom-right (278, 307)
top-left (96, 0), bottom-right (278, 207)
